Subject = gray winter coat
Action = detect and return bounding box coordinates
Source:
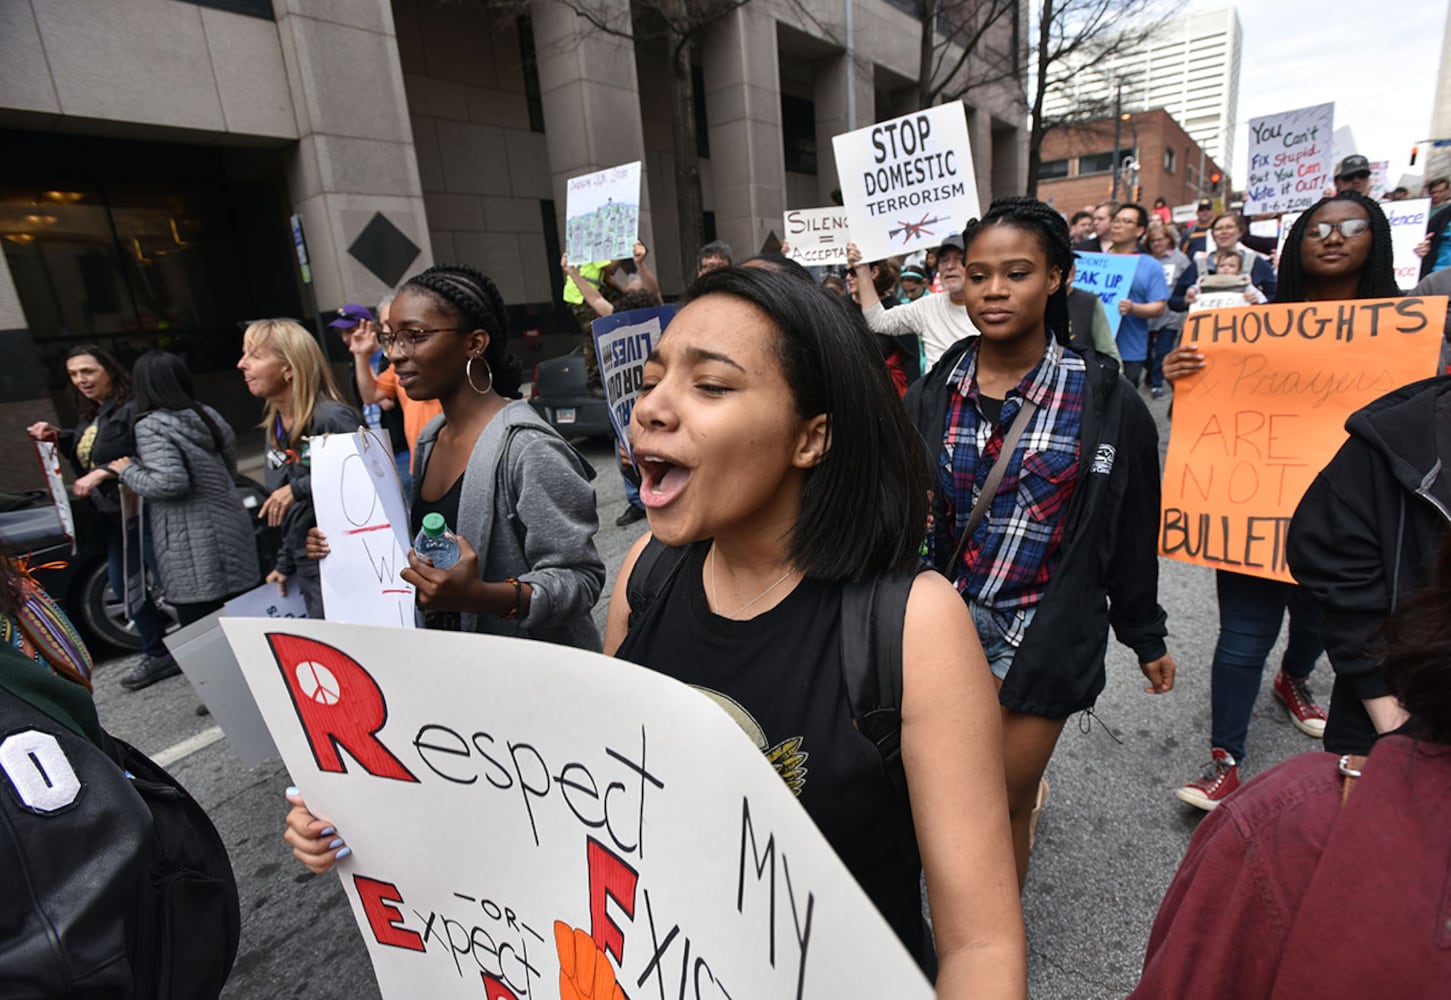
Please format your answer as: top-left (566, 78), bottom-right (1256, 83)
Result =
top-left (412, 400), bottom-right (605, 649)
top-left (118, 406), bottom-right (260, 603)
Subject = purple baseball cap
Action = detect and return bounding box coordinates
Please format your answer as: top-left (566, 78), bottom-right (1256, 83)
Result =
top-left (328, 303), bottom-right (375, 328)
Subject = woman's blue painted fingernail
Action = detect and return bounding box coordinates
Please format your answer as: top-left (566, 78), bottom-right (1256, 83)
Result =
top-left (335, 846), bottom-right (352, 860)
top-left (329, 838), bottom-right (344, 849)
top-left (320, 827), bottom-right (335, 837)
top-left (286, 786), bottom-right (300, 797)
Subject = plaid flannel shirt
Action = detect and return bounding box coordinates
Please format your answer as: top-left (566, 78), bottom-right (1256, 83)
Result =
top-left (940, 339), bottom-right (1086, 646)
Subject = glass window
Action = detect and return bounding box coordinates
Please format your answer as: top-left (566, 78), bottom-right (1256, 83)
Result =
top-left (781, 93), bottom-right (817, 175)
top-left (1163, 148), bottom-right (1176, 173)
top-left (179, 0), bottom-right (272, 19)
top-left (517, 16), bottom-right (546, 133)
top-left (1078, 152), bottom-right (1115, 175)
top-left (1039, 158), bottom-right (1070, 180)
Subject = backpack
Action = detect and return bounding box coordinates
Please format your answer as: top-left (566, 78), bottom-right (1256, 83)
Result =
top-left (625, 539), bottom-right (919, 837)
top-left (0, 661), bottom-right (240, 998)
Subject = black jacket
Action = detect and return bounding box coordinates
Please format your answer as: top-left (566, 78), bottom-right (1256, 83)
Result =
top-left (58, 398), bottom-right (137, 517)
top-left (1287, 376), bottom-right (1451, 754)
top-left (903, 337), bottom-right (1169, 718)
top-left (264, 398), bottom-right (361, 576)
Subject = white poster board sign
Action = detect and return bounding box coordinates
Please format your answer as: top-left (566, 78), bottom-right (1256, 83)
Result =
top-left (311, 430), bottom-right (416, 628)
top-left (32, 440), bottom-right (74, 551)
top-left (1171, 203), bottom-right (1198, 224)
top-left (782, 207), bottom-right (851, 266)
top-left (833, 105), bottom-right (979, 262)
top-left (591, 305), bottom-right (674, 461)
top-left (1190, 290), bottom-right (1255, 312)
top-left (221, 619), bottom-right (934, 1000)
top-left (1387, 197), bottom-right (1432, 291)
top-left (1245, 103), bottom-right (1334, 215)
top-left (565, 161), bottom-right (642, 264)
top-left (1370, 160), bottom-right (1390, 201)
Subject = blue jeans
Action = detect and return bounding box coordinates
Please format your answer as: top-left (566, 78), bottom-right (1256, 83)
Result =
top-left (107, 518), bottom-right (168, 659)
top-left (621, 459), bottom-right (642, 510)
top-left (395, 450), bottom-right (413, 499)
top-left (1209, 571), bottom-right (1323, 761)
top-left (969, 601), bottom-right (1035, 681)
top-left (1148, 326), bottom-right (1180, 389)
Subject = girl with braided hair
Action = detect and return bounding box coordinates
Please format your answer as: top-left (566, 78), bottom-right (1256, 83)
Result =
top-left (1162, 192), bottom-right (1402, 812)
top-left (307, 264), bottom-right (605, 647)
top-left (905, 196), bottom-right (1176, 887)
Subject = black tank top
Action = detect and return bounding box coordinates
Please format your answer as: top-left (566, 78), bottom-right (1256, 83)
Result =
top-left (615, 544), bottom-right (925, 961)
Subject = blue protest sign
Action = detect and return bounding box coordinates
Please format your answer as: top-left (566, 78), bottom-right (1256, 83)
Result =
top-left (591, 305), bottom-right (675, 459)
top-left (1072, 253), bottom-right (1140, 336)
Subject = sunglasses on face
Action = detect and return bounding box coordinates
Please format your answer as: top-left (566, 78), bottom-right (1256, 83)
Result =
top-left (1305, 219), bottom-right (1370, 241)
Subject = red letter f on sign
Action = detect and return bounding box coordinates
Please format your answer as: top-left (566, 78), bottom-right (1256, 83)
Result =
top-left (267, 632), bottom-right (417, 782)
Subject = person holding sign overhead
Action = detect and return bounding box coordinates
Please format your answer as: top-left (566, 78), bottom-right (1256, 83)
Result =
top-left (307, 264), bottom-right (606, 647)
top-left (905, 197), bottom-right (1176, 888)
top-left (849, 233), bottom-right (978, 371)
top-left (1162, 191), bottom-right (1403, 811)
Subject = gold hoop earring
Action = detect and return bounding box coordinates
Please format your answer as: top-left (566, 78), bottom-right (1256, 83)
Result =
top-left (465, 355), bottom-right (493, 395)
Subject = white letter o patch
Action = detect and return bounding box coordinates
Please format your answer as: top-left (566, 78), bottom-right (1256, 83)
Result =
top-left (1, 730), bottom-right (82, 814)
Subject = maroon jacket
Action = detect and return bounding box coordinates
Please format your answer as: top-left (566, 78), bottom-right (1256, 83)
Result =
top-left (1132, 736), bottom-right (1451, 999)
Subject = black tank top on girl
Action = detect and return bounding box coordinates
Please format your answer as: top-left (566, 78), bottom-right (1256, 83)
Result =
top-left (614, 544), bottom-right (925, 962)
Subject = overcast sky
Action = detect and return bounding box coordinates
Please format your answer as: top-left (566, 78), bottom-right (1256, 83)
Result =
top-left (1205, 0), bottom-right (1448, 186)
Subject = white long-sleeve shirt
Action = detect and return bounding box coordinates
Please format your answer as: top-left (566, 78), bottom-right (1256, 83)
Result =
top-left (862, 294), bottom-right (978, 369)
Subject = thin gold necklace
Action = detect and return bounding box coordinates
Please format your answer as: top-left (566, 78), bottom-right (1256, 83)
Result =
top-left (709, 545), bottom-right (796, 619)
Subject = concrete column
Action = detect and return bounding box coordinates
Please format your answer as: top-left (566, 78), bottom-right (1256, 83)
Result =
top-left (703, 7), bottom-right (786, 258)
top-left (813, 50), bottom-right (875, 206)
top-left (0, 254), bottom-right (58, 492)
top-left (966, 102), bottom-right (994, 212)
top-left (273, 0), bottom-right (432, 307)
top-left (530, 0), bottom-right (652, 259)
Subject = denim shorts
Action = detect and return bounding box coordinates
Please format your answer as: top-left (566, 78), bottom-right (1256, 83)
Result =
top-left (969, 601), bottom-right (1035, 681)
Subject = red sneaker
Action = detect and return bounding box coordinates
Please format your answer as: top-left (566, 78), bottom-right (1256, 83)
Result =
top-left (1174, 749), bottom-right (1240, 811)
top-left (1273, 670), bottom-right (1327, 737)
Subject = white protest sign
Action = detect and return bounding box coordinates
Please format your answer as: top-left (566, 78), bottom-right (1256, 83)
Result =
top-left (782, 207), bottom-right (851, 266)
top-left (1245, 103), bottom-right (1334, 216)
top-left (565, 161), bottom-right (642, 264)
top-left (1387, 197), bottom-right (1432, 291)
top-left (833, 104), bottom-right (978, 262)
top-left (1190, 290), bottom-right (1255, 312)
top-left (221, 619), bottom-right (934, 1000)
top-left (592, 305), bottom-right (673, 461)
top-left (1248, 218), bottom-right (1280, 241)
top-left (311, 430), bottom-right (415, 628)
top-left (32, 440), bottom-right (74, 551)
top-left (1370, 160), bottom-right (1390, 201)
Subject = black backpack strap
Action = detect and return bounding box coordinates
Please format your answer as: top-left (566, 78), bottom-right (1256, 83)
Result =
top-left (840, 569), bottom-right (920, 805)
top-left (625, 537), bottom-right (699, 629)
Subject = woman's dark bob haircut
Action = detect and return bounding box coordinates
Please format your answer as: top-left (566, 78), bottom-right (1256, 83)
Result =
top-left (64, 344), bottom-right (131, 421)
top-left (681, 266), bottom-right (930, 581)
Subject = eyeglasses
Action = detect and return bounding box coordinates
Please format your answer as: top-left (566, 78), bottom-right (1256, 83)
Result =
top-left (1305, 219), bottom-right (1371, 241)
top-left (375, 326), bottom-right (461, 357)
top-left (1211, 224), bottom-right (1241, 234)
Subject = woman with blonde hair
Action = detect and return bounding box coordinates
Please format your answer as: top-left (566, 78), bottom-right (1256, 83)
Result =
top-left (237, 319), bottom-right (358, 617)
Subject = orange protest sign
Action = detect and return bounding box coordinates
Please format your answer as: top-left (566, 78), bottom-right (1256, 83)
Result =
top-left (1160, 296), bottom-right (1446, 582)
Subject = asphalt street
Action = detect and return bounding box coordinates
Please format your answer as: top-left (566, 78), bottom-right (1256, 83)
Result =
top-left (88, 392), bottom-right (1332, 999)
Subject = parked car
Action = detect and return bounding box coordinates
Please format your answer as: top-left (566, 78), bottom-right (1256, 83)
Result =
top-left (527, 348), bottom-right (613, 440)
top-left (0, 476), bottom-right (276, 653)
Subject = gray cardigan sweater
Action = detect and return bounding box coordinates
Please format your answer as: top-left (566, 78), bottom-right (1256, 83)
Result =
top-left (412, 400), bottom-right (604, 650)
top-left (118, 406), bottom-right (260, 603)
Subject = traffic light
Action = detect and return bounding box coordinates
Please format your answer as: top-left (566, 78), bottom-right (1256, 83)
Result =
top-left (1411, 145), bottom-right (1419, 166)
top-left (1209, 171), bottom-right (1222, 188)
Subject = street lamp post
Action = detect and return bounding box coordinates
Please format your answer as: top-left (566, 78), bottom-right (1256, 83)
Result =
top-left (1112, 80), bottom-right (1123, 201)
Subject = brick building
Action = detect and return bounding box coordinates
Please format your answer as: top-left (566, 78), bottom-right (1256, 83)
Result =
top-left (1037, 108), bottom-right (1224, 220)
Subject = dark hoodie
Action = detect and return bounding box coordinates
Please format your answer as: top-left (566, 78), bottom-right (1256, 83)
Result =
top-left (1287, 376), bottom-right (1451, 755)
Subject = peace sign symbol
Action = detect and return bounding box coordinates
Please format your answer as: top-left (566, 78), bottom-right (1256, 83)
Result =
top-left (295, 661), bottom-right (341, 706)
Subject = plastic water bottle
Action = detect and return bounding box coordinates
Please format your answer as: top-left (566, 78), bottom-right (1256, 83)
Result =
top-left (413, 512), bottom-right (460, 570)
